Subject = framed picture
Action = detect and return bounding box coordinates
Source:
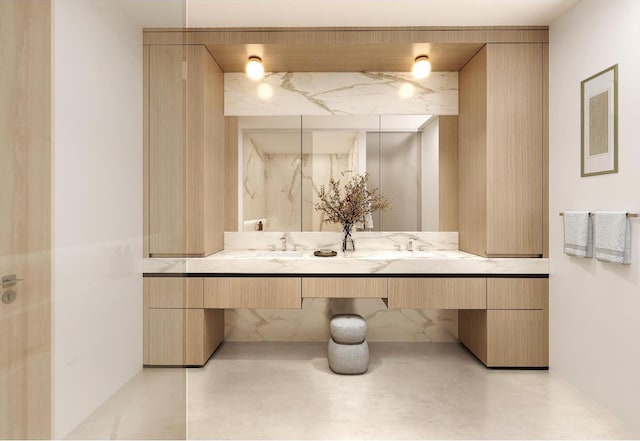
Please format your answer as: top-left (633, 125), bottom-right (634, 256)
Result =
top-left (581, 64), bottom-right (618, 177)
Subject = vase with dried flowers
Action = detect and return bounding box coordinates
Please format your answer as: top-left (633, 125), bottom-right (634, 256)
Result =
top-left (314, 173), bottom-right (391, 253)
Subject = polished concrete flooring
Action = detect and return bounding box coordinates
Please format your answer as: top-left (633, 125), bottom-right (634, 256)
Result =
top-left (68, 342), bottom-right (639, 440)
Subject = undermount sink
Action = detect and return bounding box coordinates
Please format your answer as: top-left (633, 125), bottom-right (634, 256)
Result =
top-left (255, 251), bottom-right (304, 258)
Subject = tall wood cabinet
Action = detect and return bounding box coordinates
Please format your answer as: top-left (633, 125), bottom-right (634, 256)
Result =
top-left (144, 45), bottom-right (224, 257)
top-left (459, 44), bottom-right (545, 257)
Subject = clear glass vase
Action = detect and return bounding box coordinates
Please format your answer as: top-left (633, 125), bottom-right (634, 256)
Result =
top-left (342, 223), bottom-right (355, 254)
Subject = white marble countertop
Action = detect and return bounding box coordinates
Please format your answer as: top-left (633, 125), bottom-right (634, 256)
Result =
top-left (143, 249), bottom-right (549, 275)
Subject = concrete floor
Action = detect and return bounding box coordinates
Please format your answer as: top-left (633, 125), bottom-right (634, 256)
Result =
top-left (68, 342), bottom-right (639, 440)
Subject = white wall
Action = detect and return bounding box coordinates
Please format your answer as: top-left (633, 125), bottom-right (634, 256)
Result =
top-left (549, 0), bottom-right (640, 430)
top-left (52, 1), bottom-right (182, 437)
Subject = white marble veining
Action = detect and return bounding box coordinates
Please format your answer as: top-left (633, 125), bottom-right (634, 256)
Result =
top-left (225, 71), bottom-right (458, 116)
top-left (224, 231), bottom-right (459, 251)
top-left (224, 298), bottom-right (457, 343)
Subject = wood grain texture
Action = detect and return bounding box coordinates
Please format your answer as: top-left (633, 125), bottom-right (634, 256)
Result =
top-left (458, 46), bottom-right (487, 256)
top-left (0, 1), bottom-right (52, 438)
top-left (148, 309), bottom-right (201, 365)
top-left (204, 278), bottom-right (302, 308)
top-left (388, 278), bottom-right (486, 309)
top-left (204, 42), bottom-right (482, 72)
top-left (302, 278), bottom-right (387, 298)
top-left (542, 43), bottom-right (549, 258)
top-left (486, 43), bottom-right (543, 256)
top-left (486, 309), bottom-right (548, 367)
top-left (203, 309), bottom-right (224, 362)
top-left (224, 117), bottom-right (239, 231)
top-left (438, 115), bottom-right (458, 231)
top-left (185, 46), bottom-right (206, 256)
top-left (487, 278), bottom-right (548, 310)
top-left (149, 45), bottom-right (187, 255)
top-left (148, 45), bottom-right (225, 256)
top-left (143, 27), bottom-right (549, 46)
top-left (143, 279), bottom-right (150, 364)
top-left (143, 45), bottom-right (150, 257)
top-left (147, 277), bottom-right (204, 309)
top-left (203, 49), bottom-right (225, 253)
top-left (458, 309), bottom-right (488, 363)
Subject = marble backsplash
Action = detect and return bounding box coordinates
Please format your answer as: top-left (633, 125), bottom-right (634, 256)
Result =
top-left (224, 298), bottom-right (458, 343)
top-left (224, 231), bottom-right (458, 251)
top-left (225, 71), bottom-right (458, 116)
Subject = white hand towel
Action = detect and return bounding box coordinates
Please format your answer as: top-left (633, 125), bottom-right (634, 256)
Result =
top-left (563, 211), bottom-right (593, 258)
top-left (594, 211), bottom-right (631, 264)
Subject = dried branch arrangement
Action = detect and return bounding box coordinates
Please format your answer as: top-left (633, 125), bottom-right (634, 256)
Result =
top-left (314, 173), bottom-right (391, 226)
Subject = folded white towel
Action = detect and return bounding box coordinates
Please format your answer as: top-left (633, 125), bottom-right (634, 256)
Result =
top-left (594, 211), bottom-right (631, 264)
top-left (563, 211), bottom-right (593, 258)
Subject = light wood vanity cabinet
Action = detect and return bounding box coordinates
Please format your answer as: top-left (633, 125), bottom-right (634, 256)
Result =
top-left (459, 278), bottom-right (548, 367)
top-left (302, 278), bottom-right (387, 298)
top-left (388, 278), bottom-right (486, 309)
top-left (459, 44), bottom-right (545, 257)
top-left (145, 44), bottom-right (224, 257)
top-left (204, 277), bottom-right (302, 309)
top-left (144, 277), bottom-right (224, 366)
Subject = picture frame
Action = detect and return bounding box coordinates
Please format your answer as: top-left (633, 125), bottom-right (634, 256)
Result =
top-left (581, 64), bottom-right (618, 177)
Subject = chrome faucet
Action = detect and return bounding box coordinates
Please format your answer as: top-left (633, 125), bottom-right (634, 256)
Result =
top-left (407, 238), bottom-right (414, 251)
top-left (280, 236), bottom-right (287, 251)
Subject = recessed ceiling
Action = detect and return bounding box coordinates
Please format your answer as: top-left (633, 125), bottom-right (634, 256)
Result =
top-left (207, 43), bottom-right (482, 72)
top-left (186, 0), bottom-right (578, 27)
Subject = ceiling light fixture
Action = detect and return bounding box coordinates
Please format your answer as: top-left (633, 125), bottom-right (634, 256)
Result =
top-left (246, 56), bottom-right (264, 80)
top-left (412, 55), bottom-right (431, 79)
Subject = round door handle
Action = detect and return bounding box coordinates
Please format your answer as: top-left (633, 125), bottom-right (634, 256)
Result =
top-left (2, 290), bottom-right (17, 305)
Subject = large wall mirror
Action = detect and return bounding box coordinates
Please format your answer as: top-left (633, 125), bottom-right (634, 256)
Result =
top-left (239, 115), bottom-right (455, 232)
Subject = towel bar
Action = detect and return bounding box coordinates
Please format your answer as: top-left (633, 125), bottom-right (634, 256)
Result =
top-left (559, 212), bottom-right (638, 218)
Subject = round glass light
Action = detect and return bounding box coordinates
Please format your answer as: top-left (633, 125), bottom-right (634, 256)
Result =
top-left (246, 56), bottom-right (264, 80)
top-left (412, 55), bottom-right (431, 79)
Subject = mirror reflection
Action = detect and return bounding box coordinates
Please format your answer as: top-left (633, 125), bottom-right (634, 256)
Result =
top-left (239, 115), bottom-right (444, 232)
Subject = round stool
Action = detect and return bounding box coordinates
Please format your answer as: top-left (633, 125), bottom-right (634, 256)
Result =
top-left (328, 314), bottom-right (369, 375)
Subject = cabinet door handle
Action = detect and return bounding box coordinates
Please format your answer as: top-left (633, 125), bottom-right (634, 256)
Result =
top-left (2, 274), bottom-right (23, 289)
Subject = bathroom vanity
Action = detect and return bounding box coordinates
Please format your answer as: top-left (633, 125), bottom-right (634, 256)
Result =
top-left (141, 27), bottom-right (549, 370)
top-left (143, 239), bottom-right (549, 369)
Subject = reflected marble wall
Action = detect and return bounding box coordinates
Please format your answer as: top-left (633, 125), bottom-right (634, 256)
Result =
top-left (224, 298), bottom-right (458, 343)
top-left (242, 137), bottom-right (266, 227)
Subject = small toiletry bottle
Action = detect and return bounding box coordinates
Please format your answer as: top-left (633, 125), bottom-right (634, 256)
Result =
top-left (257, 220), bottom-right (263, 231)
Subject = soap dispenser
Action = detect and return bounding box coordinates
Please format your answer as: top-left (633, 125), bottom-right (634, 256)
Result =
top-left (257, 220), bottom-right (263, 231)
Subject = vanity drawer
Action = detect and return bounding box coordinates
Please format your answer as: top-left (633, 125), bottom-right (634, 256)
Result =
top-left (302, 277), bottom-right (387, 298)
top-left (487, 278), bottom-right (548, 309)
top-left (204, 277), bottom-right (302, 309)
top-left (146, 277), bottom-right (203, 308)
top-left (388, 278), bottom-right (486, 309)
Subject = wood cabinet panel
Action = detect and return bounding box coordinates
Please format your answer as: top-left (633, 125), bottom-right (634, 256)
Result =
top-left (149, 45), bottom-right (187, 255)
top-left (439, 115), bottom-right (459, 231)
top-left (147, 277), bottom-right (204, 309)
top-left (458, 44), bottom-right (545, 257)
top-left (224, 116), bottom-right (239, 231)
top-left (147, 44), bottom-right (224, 256)
top-left (204, 277), bottom-right (302, 309)
top-left (486, 309), bottom-right (548, 367)
top-left (486, 44), bottom-right (543, 256)
top-left (458, 309), bottom-right (487, 362)
top-left (388, 278), bottom-right (486, 309)
top-left (148, 309), bottom-right (203, 366)
top-left (302, 278), bottom-right (387, 298)
top-left (458, 46), bottom-right (487, 256)
top-left (487, 278), bottom-right (548, 310)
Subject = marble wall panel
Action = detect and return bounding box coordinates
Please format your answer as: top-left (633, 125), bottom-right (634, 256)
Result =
top-left (224, 298), bottom-right (458, 343)
top-left (225, 72), bottom-right (458, 116)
